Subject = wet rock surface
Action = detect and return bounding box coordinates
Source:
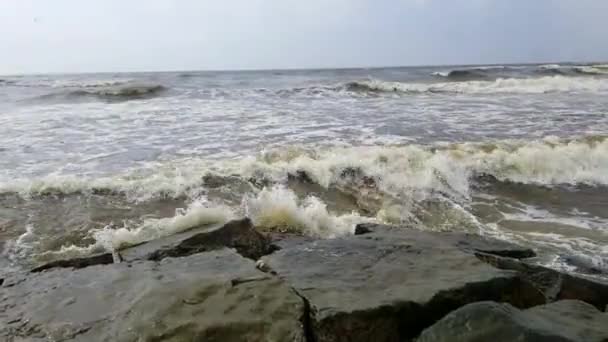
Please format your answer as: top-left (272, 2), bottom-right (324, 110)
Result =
top-left (262, 228), bottom-right (546, 342)
top-left (31, 218), bottom-right (276, 271)
top-left (2, 249), bottom-right (305, 342)
top-left (477, 252), bottom-right (608, 311)
top-left (31, 252), bottom-right (115, 272)
top-left (3, 221), bottom-right (608, 341)
top-left (417, 300), bottom-right (608, 342)
top-left (355, 223), bottom-right (537, 259)
top-left (122, 217), bottom-right (276, 261)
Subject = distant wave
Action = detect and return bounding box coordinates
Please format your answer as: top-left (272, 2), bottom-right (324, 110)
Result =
top-left (29, 83), bottom-right (167, 103)
top-left (188, 75), bottom-right (608, 98)
top-left (344, 75), bottom-right (608, 94)
top-left (536, 64), bottom-right (608, 76)
top-left (535, 64), bottom-right (569, 75)
top-left (56, 80), bottom-right (135, 88)
top-left (1, 78), bottom-right (135, 89)
top-left (431, 66), bottom-right (508, 80)
top-left (178, 73), bottom-right (204, 79)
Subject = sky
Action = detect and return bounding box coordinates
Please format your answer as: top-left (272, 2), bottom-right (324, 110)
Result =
top-left (1, 0), bottom-right (607, 74)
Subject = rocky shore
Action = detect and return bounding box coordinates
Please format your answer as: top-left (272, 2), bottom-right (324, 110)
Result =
top-left (2, 218), bottom-right (607, 341)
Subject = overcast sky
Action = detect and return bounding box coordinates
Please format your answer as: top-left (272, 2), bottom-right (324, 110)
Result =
top-left (1, 0), bottom-right (607, 74)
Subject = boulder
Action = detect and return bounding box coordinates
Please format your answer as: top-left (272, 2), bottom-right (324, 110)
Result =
top-left (477, 253), bottom-right (608, 311)
top-left (262, 228), bottom-right (546, 342)
top-left (417, 300), bottom-right (608, 342)
top-left (2, 249), bottom-right (305, 342)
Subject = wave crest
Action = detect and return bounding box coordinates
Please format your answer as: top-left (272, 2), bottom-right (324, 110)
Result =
top-left (3, 136), bottom-right (608, 201)
top-left (431, 66), bottom-right (508, 80)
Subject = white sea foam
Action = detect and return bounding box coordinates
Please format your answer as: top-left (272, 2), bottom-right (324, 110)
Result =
top-left (500, 203), bottom-right (608, 231)
top-left (538, 64), bottom-right (562, 70)
top-left (431, 71), bottom-right (450, 77)
top-left (350, 76), bottom-right (608, 94)
top-left (0, 159), bottom-right (214, 201)
top-left (243, 185), bottom-right (374, 237)
top-left (91, 199), bottom-right (234, 251)
top-left (4, 224), bottom-right (37, 262)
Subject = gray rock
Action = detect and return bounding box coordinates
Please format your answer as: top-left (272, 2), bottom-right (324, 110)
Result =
top-left (31, 218), bottom-right (276, 272)
top-left (2, 249), bottom-right (305, 342)
top-left (477, 253), bottom-right (608, 311)
top-left (353, 223), bottom-right (399, 235)
top-left (140, 217), bottom-right (276, 261)
top-left (417, 300), bottom-right (608, 342)
top-left (269, 232), bottom-right (317, 250)
top-left (440, 232), bottom-right (536, 259)
top-left (31, 252), bottom-right (115, 272)
top-left (262, 228), bottom-right (545, 342)
top-left (355, 223), bottom-right (536, 259)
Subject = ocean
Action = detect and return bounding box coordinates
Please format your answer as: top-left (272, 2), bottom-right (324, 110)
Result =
top-left (1, 63), bottom-right (607, 275)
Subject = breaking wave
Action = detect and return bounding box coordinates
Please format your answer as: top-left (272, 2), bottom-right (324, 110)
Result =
top-left (244, 185), bottom-right (373, 237)
top-left (13, 186), bottom-right (372, 260)
top-left (5, 136), bottom-right (608, 264)
top-left (346, 76), bottom-right (608, 94)
top-left (3, 136), bottom-right (608, 200)
top-left (91, 199), bottom-right (235, 251)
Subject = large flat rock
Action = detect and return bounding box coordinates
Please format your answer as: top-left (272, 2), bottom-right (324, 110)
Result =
top-left (262, 228), bottom-right (546, 342)
top-left (1, 249), bottom-right (305, 342)
top-left (417, 300), bottom-right (608, 342)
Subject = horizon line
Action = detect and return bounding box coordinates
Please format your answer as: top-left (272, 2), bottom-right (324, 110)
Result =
top-left (1, 59), bottom-right (606, 77)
